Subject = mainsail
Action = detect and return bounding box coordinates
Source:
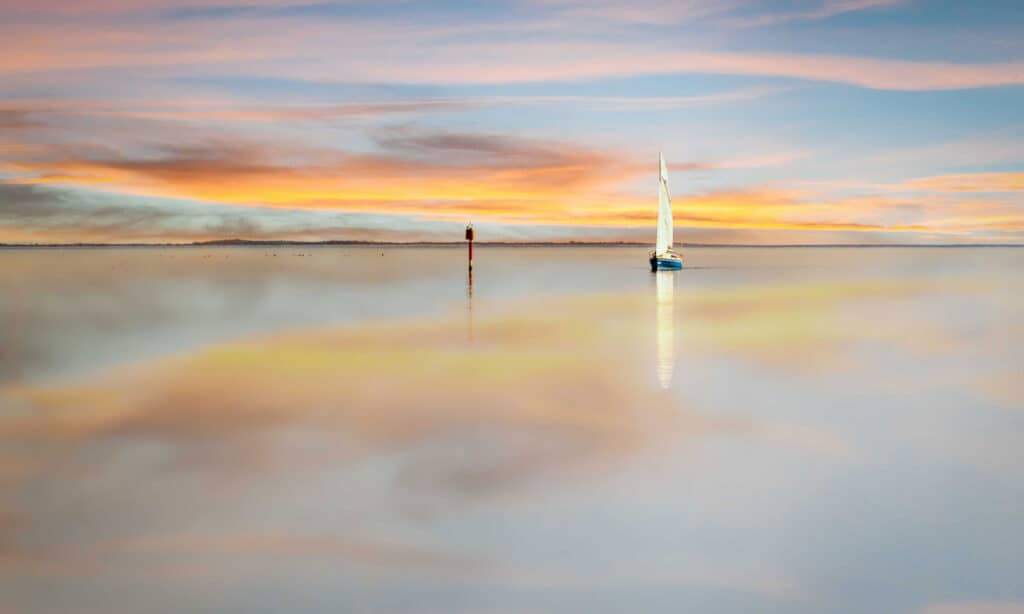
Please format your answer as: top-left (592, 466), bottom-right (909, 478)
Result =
top-left (655, 152), bottom-right (673, 255)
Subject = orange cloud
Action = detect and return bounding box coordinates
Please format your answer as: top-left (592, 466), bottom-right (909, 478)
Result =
top-left (3, 108), bottom-right (1022, 244)
top-left (902, 172), bottom-right (1024, 193)
top-left (4, 130), bottom-right (649, 218)
top-left (6, 136), bottom-right (1023, 241)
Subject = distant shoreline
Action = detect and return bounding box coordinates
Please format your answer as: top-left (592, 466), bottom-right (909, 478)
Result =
top-left (1, 240), bottom-right (1021, 249)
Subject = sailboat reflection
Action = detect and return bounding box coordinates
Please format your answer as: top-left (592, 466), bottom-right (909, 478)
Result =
top-left (655, 270), bottom-right (675, 389)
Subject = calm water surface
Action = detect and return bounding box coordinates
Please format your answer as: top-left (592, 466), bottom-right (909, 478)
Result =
top-left (1, 246), bottom-right (1022, 614)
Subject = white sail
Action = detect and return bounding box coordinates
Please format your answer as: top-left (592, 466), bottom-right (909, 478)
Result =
top-left (655, 152), bottom-right (673, 255)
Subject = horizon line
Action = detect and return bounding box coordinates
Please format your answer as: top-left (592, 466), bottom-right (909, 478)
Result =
top-left (2, 240), bottom-right (1022, 249)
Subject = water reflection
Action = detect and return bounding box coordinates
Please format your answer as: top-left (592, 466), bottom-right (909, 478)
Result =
top-left (655, 270), bottom-right (675, 389)
top-left (1, 246), bottom-right (1023, 614)
top-left (467, 268), bottom-right (474, 342)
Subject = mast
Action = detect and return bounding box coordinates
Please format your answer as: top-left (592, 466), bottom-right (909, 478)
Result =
top-left (655, 152), bottom-right (673, 254)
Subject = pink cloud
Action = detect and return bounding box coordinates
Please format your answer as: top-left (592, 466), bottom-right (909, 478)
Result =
top-left (728, 0), bottom-right (905, 27)
top-left (1, 12), bottom-right (1022, 91)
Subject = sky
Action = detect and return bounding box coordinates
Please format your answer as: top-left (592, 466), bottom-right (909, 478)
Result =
top-left (0, 0), bottom-right (1022, 244)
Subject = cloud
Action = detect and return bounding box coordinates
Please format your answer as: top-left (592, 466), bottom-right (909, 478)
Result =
top-left (0, 0), bottom-right (302, 17)
top-left (549, 189), bottom-right (1022, 237)
top-left (0, 183), bottom-right (264, 242)
top-left (0, 109), bottom-right (41, 129)
top-left (867, 132), bottom-right (1024, 171)
top-left (920, 602), bottom-right (1024, 614)
top-left (113, 531), bottom-right (486, 574)
top-left (0, 89), bottom-right (777, 126)
top-left (0, 9), bottom-right (1022, 91)
top-left (88, 99), bottom-right (481, 122)
top-left (239, 45), bottom-right (1024, 91)
top-left (670, 151), bottom-right (807, 172)
top-left (0, 183), bottom-right (63, 217)
top-left (2, 102), bottom-right (1022, 244)
top-left (531, 0), bottom-right (744, 26)
top-left (729, 0), bottom-right (905, 28)
top-left (901, 172), bottom-right (1024, 193)
top-left (464, 557), bottom-right (808, 602)
top-left (373, 126), bottom-right (631, 182)
top-left (2, 127), bottom-right (651, 226)
top-left (519, 87), bottom-right (785, 110)
top-left (583, 50), bottom-right (1024, 91)
top-left (5, 148), bottom-right (1023, 244)
top-left (0, 182), bottom-right (468, 244)
top-left (540, 0), bottom-right (902, 28)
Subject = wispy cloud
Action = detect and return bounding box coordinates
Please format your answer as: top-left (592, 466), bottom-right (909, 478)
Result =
top-left (729, 0), bottom-right (905, 28)
top-left (532, 0), bottom-right (744, 25)
top-left (867, 131), bottom-right (1024, 172)
top-left (3, 120), bottom-right (1022, 243)
top-left (0, 109), bottom-right (41, 129)
top-left (0, 183), bottom-right (261, 243)
top-left (116, 531), bottom-right (485, 574)
top-left (920, 602), bottom-right (1024, 614)
top-left (1, 11), bottom-right (1022, 91)
top-left (0, 0), bottom-right (303, 17)
top-left (0, 88), bottom-right (780, 125)
top-left (901, 172), bottom-right (1024, 193)
top-left (537, 0), bottom-right (903, 28)
top-left (2, 127), bottom-right (647, 218)
top-left (671, 151), bottom-right (808, 171)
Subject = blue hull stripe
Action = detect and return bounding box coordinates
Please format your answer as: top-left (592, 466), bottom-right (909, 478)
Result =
top-left (651, 258), bottom-right (683, 270)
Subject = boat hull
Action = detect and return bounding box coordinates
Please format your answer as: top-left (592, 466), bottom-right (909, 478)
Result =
top-left (650, 252), bottom-right (683, 271)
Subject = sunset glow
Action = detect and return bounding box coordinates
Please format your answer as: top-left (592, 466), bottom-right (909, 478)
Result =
top-left (1, 1), bottom-right (1022, 244)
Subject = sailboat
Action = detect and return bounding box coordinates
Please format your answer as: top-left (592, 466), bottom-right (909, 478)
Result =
top-left (649, 152), bottom-right (683, 271)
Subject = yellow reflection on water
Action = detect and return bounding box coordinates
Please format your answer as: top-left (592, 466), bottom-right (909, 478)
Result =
top-left (2, 302), bottom-right (694, 500)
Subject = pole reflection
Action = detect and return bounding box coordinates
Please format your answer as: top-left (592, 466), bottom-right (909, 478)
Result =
top-left (655, 270), bottom-right (675, 389)
top-left (467, 268), bottom-right (474, 342)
